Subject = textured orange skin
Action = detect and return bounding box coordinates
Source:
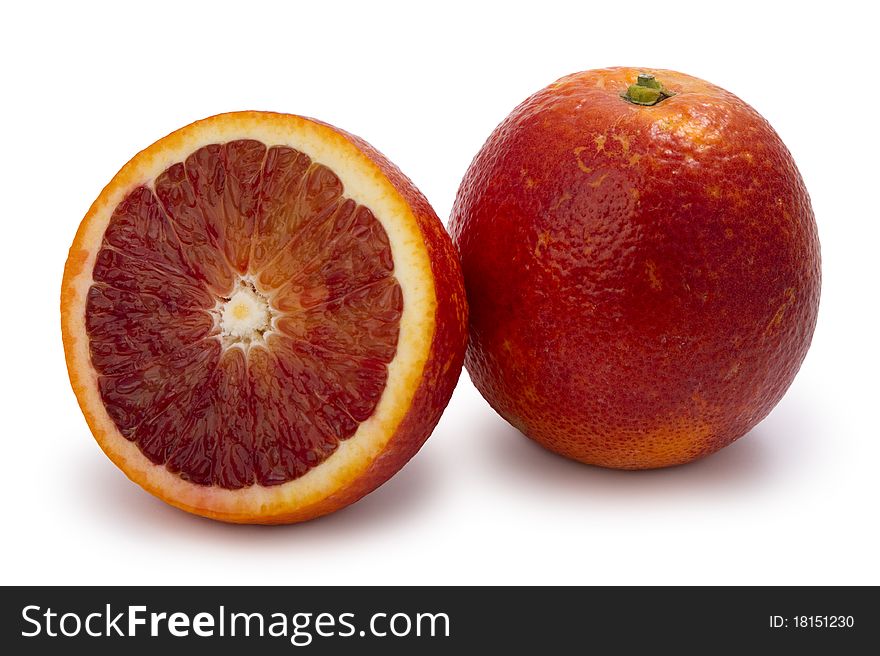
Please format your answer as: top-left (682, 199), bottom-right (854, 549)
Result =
top-left (62, 112), bottom-right (468, 523)
top-left (450, 68), bottom-right (820, 469)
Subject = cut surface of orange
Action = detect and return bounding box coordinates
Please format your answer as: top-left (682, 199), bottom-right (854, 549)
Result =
top-left (62, 112), bottom-right (467, 524)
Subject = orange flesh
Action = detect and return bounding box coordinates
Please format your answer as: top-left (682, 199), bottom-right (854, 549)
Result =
top-left (85, 140), bottom-right (402, 489)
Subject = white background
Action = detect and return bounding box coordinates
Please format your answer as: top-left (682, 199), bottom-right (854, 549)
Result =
top-left (1, 1), bottom-right (877, 586)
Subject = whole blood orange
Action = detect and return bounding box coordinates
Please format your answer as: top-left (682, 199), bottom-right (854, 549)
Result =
top-left (62, 112), bottom-right (467, 523)
top-left (451, 68), bottom-right (820, 469)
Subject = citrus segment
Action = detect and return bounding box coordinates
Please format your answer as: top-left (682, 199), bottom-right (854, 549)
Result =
top-left (251, 151), bottom-right (341, 275)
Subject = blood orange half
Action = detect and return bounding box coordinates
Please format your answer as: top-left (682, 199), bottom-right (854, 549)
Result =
top-left (62, 112), bottom-right (467, 524)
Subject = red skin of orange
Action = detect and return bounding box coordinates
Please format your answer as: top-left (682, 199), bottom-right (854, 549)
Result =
top-left (450, 67), bottom-right (820, 469)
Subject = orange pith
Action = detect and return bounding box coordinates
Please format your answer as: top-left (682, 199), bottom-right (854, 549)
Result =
top-left (62, 112), bottom-right (468, 523)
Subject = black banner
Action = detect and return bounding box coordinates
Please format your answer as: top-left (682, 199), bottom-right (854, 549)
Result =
top-left (1, 586), bottom-right (875, 653)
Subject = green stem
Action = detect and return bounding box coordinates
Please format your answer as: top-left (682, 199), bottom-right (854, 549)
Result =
top-left (621, 72), bottom-right (674, 106)
top-left (637, 73), bottom-right (660, 89)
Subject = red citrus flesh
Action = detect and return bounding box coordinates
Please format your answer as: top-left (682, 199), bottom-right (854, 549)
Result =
top-left (451, 67), bottom-right (820, 469)
top-left (87, 140), bottom-right (400, 488)
top-left (62, 112), bottom-right (467, 522)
